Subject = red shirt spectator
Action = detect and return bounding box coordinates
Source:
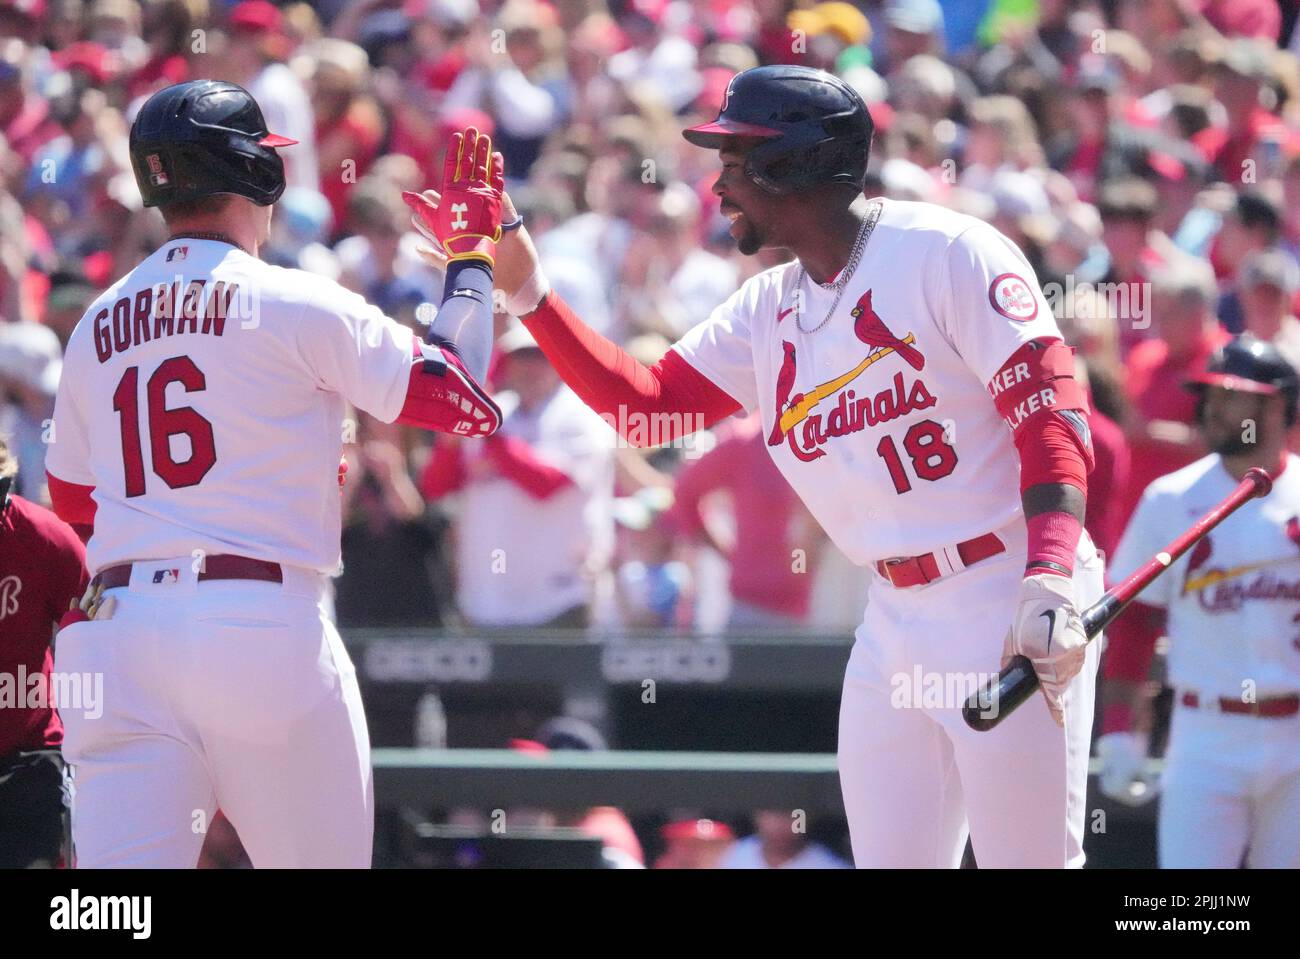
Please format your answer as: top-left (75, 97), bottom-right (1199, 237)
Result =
top-left (0, 492), bottom-right (88, 760)
top-left (664, 414), bottom-right (815, 625)
top-left (1084, 408), bottom-right (1130, 561)
top-left (1193, 106), bottom-right (1285, 183)
top-left (316, 102), bottom-right (384, 232)
top-left (1121, 322), bottom-right (1228, 524)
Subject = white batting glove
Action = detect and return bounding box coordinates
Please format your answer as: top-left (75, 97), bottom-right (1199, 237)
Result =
top-left (1002, 572), bottom-right (1088, 727)
top-left (1095, 732), bottom-right (1158, 806)
top-left (59, 581), bottom-right (116, 630)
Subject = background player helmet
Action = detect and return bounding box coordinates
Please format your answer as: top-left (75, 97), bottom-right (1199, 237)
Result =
top-left (129, 79), bottom-right (297, 209)
top-left (683, 65), bottom-right (873, 195)
top-left (1185, 333), bottom-right (1300, 426)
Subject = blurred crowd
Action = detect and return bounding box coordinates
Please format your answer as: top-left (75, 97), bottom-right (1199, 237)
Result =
top-left (7, 0), bottom-right (1300, 636)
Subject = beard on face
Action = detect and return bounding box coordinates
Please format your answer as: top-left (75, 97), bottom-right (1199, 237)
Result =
top-left (1204, 393), bottom-right (1272, 457)
top-left (736, 218), bottom-right (763, 255)
top-left (1210, 430), bottom-right (1254, 456)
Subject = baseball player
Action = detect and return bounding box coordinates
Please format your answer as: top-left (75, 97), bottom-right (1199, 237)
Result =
top-left (411, 65), bottom-right (1103, 867)
top-left (44, 79), bottom-right (507, 867)
top-left (1098, 335), bottom-right (1300, 868)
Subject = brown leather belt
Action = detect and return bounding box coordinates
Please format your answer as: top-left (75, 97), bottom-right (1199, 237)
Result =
top-left (93, 555), bottom-right (283, 589)
top-left (874, 532), bottom-right (1006, 588)
top-left (1180, 691), bottom-right (1300, 718)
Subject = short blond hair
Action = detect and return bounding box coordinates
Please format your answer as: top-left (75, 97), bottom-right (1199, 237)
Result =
top-left (0, 437), bottom-right (15, 481)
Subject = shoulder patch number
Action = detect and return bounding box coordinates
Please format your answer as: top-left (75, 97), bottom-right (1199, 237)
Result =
top-left (988, 273), bottom-right (1038, 322)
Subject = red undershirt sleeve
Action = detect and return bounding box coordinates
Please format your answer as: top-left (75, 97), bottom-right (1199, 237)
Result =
top-left (1101, 599), bottom-right (1165, 733)
top-left (47, 472), bottom-right (96, 543)
top-left (483, 434), bottom-right (575, 500)
top-left (1103, 600), bottom-right (1164, 684)
top-left (419, 439), bottom-right (466, 500)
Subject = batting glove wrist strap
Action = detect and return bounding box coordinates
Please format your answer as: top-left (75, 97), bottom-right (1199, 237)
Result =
top-left (442, 230), bottom-right (501, 267)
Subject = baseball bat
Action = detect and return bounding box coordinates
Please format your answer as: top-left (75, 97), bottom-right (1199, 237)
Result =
top-left (962, 466), bottom-right (1273, 731)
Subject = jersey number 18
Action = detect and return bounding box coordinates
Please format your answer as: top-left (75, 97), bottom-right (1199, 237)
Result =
top-left (875, 419), bottom-right (958, 494)
top-left (112, 356), bottom-right (217, 497)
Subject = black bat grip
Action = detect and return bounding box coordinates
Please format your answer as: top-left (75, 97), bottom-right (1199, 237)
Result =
top-left (962, 591), bottom-right (1121, 731)
top-left (961, 656), bottom-right (1038, 732)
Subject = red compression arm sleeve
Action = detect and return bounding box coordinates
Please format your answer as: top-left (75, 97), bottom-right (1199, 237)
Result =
top-left (1017, 415), bottom-right (1093, 576)
top-left (521, 291), bottom-right (742, 443)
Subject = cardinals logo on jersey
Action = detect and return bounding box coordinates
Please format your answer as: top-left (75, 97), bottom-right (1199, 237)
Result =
top-left (768, 290), bottom-right (934, 462)
top-left (1181, 530), bottom-right (1300, 612)
top-left (1180, 534), bottom-right (1264, 596)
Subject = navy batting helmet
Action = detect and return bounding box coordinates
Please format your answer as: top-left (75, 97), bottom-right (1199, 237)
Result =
top-left (129, 80), bottom-right (297, 209)
top-left (683, 65), bottom-right (873, 195)
top-left (1186, 334), bottom-right (1300, 426)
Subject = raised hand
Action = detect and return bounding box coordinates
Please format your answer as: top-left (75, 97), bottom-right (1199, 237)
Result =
top-left (404, 126), bottom-right (504, 268)
top-left (405, 183), bottom-right (548, 316)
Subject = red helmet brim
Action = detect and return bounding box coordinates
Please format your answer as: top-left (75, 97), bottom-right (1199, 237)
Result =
top-left (1185, 372), bottom-right (1280, 395)
top-left (682, 118), bottom-right (783, 148)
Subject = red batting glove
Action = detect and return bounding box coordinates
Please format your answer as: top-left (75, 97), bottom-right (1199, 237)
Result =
top-left (412, 126), bottom-right (504, 268)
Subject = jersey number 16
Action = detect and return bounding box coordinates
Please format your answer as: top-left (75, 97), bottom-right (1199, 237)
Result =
top-left (112, 356), bottom-right (217, 497)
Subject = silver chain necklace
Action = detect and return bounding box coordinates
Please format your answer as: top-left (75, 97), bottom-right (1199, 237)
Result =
top-left (793, 199), bottom-right (882, 335)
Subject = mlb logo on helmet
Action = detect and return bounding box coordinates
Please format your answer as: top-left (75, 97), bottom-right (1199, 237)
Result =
top-left (146, 153), bottom-right (169, 187)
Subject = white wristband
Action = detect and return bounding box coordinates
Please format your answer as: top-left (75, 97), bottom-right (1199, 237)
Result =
top-left (505, 266), bottom-right (551, 318)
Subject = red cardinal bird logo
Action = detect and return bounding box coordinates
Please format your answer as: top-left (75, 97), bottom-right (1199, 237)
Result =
top-left (1187, 535), bottom-right (1214, 573)
top-left (769, 341), bottom-right (799, 446)
top-left (850, 290), bottom-right (924, 371)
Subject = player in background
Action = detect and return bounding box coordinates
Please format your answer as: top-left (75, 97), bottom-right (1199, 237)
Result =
top-left (43, 79), bottom-right (506, 867)
top-left (410, 65), bottom-right (1103, 867)
top-left (0, 438), bottom-right (88, 867)
top-left (1098, 335), bottom-right (1300, 868)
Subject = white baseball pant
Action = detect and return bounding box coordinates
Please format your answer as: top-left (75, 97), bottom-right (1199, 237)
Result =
top-left (837, 523), bottom-right (1103, 867)
top-left (55, 559), bottom-right (373, 868)
top-left (1158, 703), bottom-right (1300, 868)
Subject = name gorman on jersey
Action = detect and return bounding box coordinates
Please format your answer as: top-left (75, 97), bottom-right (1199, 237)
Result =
top-left (91, 278), bottom-right (245, 363)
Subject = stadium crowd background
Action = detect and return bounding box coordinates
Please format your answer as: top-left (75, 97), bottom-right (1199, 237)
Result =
top-left (4, 0), bottom-right (1300, 866)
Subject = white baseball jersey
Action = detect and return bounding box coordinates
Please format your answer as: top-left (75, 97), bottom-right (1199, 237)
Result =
top-left (672, 198), bottom-right (1065, 565)
top-left (46, 237), bottom-right (418, 575)
top-left (1110, 452), bottom-right (1300, 698)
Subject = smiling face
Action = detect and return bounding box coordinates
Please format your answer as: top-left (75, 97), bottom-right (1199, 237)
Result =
top-left (714, 139), bottom-right (781, 256)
